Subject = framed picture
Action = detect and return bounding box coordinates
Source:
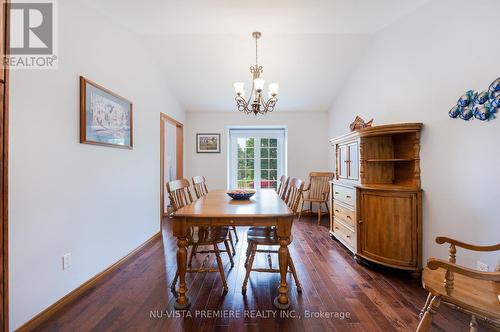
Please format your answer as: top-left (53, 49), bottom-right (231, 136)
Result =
top-left (80, 76), bottom-right (133, 149)
top-left (196, 133), bottom-right (220, 153)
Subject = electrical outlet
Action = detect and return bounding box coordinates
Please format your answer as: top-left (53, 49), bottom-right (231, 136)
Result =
top-left (476, 261), bottom-right (489, 272)
top-left (62, 253), bottom-right (72, 270)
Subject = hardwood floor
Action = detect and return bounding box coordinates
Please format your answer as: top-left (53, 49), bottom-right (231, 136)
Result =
top-left (32, 216), bottom-right (493, 332)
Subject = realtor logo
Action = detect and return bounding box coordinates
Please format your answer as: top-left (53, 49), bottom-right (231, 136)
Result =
top-left (5, 0), bottom-right (58, 69)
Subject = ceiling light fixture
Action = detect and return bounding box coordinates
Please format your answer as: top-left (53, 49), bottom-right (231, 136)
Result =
top-left (233, 32), bottom-right (278, 115)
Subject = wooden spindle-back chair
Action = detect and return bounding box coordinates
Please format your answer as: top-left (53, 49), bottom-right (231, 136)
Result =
top-left (298, 172), bottom-right (334, 224)
top-left (167, 179), bottom-right (233, 293)
top-left (277, 175), bottom-right (290, 200)
top-left (191, 176), bottom-right (237, 255)
top-left (242, 177), bottom-right (304, 294)
top-left (416, 237), bottom-right (500, 332)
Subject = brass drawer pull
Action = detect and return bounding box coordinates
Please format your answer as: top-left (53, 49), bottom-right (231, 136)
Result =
top-left (346, 195), bottom-right (352, 199)
top-left (346, 216), bottom-right (352, 219)
top-left (334, 191), bottom-right (340, 195)
top-left (346, 235), bottom-right (351, 239)
top-left (358, 220), bottom-right (363, 224)
top-left (334, 209), bottom-right (340, 213)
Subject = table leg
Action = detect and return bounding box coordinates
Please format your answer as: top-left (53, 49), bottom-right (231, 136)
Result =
top-left (274, 217), bottom-right (292, 309)
top-left (174, 236), bottom-right (190, 309)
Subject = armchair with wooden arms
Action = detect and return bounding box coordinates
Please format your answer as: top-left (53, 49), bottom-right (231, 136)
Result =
top-left (298, 172), bottom-right (334, 224)
top-left (416, 236), bottom-right (500, 332)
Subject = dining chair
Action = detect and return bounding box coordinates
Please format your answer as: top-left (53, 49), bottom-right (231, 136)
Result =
top-left (191, 175), bottom-right (238, 254)
top-left (242, 177), bottom-right (304, 294)
top-left (167, 179), bottom-right (234, 293)
top-left (276, 175), bottom-right (289, 200)
top-left (416, 236), bottom-right (500, 332)
top-left (298, 172), bottom-right (334, 224)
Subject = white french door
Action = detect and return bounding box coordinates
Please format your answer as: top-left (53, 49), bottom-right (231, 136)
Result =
top-left (228, 128), bottom-right (286, 190)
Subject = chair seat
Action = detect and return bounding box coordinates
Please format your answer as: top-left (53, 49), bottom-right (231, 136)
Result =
top-left (422, 267), bottom-right (500, 321)
top-left (188, 226), bottom-right (229, 245)
top-left (247, 227), bottom-right (293, 245)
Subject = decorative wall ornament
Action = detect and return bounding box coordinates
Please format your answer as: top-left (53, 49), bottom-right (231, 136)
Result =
top-left (449, 77), bottom-right (500, 121)
top-left (350, 116), bottom-right (373, 131)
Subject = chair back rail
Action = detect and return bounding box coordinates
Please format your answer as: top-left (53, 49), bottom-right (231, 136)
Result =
top-left (286, 178), bottom-right (304, 213)
top-left (277, 175), bottom-right (290, 200)
top-left (166, 179), bottom-right (193, 212)
top-left (192, 175), bottom-right (209, 199)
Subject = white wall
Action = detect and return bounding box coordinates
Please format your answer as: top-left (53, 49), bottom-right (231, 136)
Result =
top-left (8, 1), bottom-right (185, 330)
top-left (328, 0), bottom-right (500, 270)
top-left (185, 112), bottom-right (329, 190)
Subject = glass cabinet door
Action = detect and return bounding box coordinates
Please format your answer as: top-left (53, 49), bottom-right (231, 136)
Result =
top-left (338, 144), bottom-right (348, 179)
top-left (348, 142), bottom-right (359, 180)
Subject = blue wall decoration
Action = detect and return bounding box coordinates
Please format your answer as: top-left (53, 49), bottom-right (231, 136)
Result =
top-left (449, 77), bottom-right (499, 121)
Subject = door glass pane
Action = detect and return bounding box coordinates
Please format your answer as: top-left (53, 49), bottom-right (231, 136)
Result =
top-left (260, 137), bottom-right (279, 190)
top-left (261, 159), bottom-right (269, 169)
top-left (236, 138), bottom-right (255, 189)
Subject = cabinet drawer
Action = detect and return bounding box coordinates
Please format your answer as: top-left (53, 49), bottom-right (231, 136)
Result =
top-left (333, 218), bottom-right (355, 248)
top-left (333, 202), bottom-right (355, 227)
top-left (333, 185), bottom-right (355, 206)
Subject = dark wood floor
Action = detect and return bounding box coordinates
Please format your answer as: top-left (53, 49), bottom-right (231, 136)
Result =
top-left (33, 216), bottom-right (492, 332)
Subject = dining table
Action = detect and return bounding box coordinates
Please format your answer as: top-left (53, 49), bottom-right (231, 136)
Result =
top-left (171, 189), bottom-right (295, 310)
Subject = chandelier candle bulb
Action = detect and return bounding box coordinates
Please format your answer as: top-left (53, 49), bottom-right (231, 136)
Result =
top-left (269, 83), bottom-right (279, 96)
top-left (254, 78), bottom-right (265, 91)
top-left (234, 82), bottom-right (245, 95)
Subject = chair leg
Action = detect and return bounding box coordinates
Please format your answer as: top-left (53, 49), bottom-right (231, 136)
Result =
top-left (213, 244), bottom-right (228, 293)
top-left (224, 240), bottom-right (234, 267)
top-left (244, 243), bottom-right (252, 268)
top-left (188, 244), bottom-right (197, 267)
top-left (470, 316), bottom-right (478, 332)
top-left (419, 293), bottom-right (432, 318)
top-left (288, 252), bottom-right (302, 293)
top-left (171, 270), bottom-right (179, 292)
top-left (232, 225), bottom-right (239, 242)
top-left (416, 295), bottom-right (441, 332)
top-left (317, 203), bottom-right (321, 225)
top-left (242, 243), bottom-right (257, 293)
top-left (227, 231), bottom-right (236, 256)
top-left (298, 201), bottom-right (305, 220)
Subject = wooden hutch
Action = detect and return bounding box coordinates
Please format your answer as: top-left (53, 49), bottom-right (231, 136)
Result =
top-left (329, 123), bottom-right (423, 276)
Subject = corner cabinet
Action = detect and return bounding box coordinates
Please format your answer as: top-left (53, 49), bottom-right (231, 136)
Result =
top-left (329, 123), bottom-right (423, 276)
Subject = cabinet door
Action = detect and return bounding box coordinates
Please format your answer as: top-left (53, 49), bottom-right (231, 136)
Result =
top-left (338, 144), bottom-right (348, 179)
top-left (347, 142), bottom-right (359, 180)
top-left (358, 190), bottom-right (418, 268)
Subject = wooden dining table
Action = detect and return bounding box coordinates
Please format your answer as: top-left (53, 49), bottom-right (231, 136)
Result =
top-left (172, 189), bottom-right (295, 310)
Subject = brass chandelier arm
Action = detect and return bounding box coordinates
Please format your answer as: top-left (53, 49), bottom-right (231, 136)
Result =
top-left (235, 94), bottom-right (278, 115)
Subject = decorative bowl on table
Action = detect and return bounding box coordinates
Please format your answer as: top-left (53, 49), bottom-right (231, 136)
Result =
top-left (227, 189), bottom-right (256, 200)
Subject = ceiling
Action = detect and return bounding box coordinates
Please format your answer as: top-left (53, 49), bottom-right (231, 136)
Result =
top-left (83, 0), bottom-right (431, 112)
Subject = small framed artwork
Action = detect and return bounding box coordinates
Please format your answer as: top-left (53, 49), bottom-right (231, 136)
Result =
top-left (80, 76), bottom-right (133, 149)
top-left (196, 133), bottom-right (221, 153)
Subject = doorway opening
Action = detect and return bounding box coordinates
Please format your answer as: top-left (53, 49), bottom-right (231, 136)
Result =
top-left (160, 113), bottom-right (183, 221)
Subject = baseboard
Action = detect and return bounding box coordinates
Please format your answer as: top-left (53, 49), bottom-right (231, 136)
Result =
top-left (15, 232), bottom-right (162, 332)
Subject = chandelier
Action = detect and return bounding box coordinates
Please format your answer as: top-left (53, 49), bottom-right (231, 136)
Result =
top-left (233, 32), bottom-right (279, 115)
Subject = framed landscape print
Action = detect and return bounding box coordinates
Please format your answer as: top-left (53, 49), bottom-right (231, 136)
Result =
top-left (80, 76), bottom-right (133, 149)
top-left (196, 133), bottom-right (220, 153)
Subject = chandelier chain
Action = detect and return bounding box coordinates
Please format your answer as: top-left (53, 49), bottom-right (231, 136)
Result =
top-left (255, 35), bottom-right (258, 67)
